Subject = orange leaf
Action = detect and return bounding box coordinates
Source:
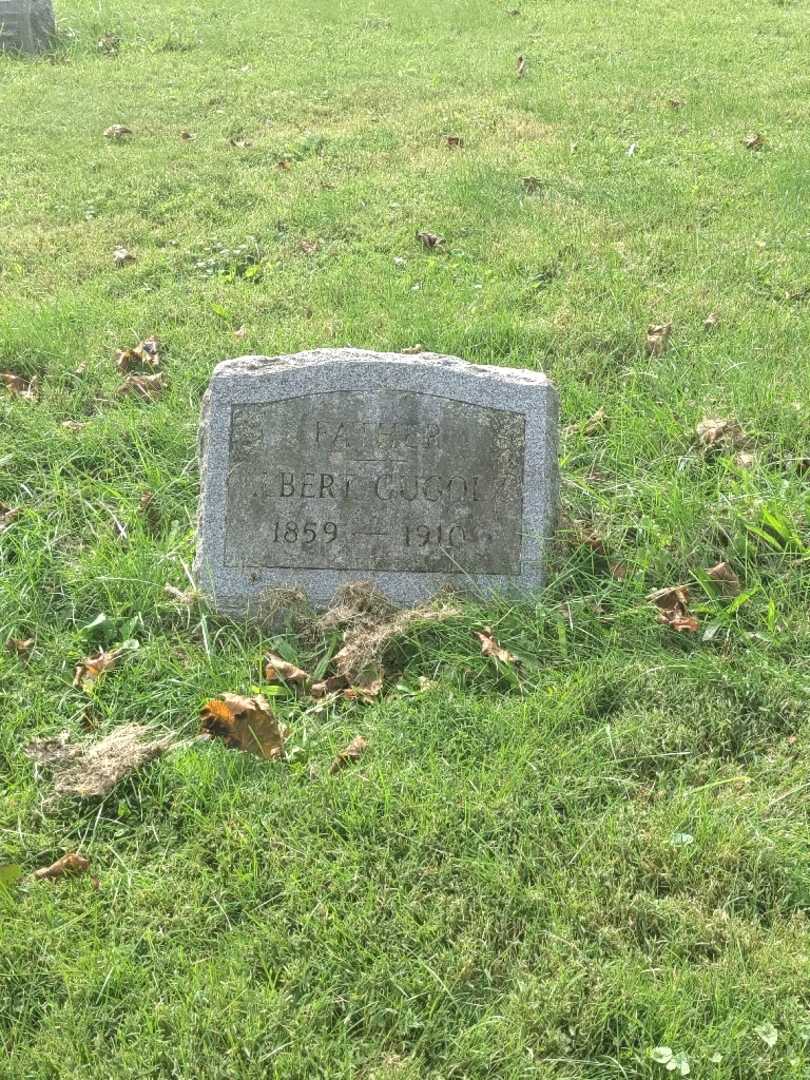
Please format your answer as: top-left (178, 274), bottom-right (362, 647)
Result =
top-left (73, 648), bottom-right (126, 691)
top-left (200, 694), bottom-right (286, 760)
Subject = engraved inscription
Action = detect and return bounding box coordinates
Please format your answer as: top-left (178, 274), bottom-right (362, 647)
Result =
top-left (224, 390), bottom-right (525, 574)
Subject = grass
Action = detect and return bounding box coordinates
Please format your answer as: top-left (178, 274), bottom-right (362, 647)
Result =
top-left (1, 0), bottom-right (810, 1075)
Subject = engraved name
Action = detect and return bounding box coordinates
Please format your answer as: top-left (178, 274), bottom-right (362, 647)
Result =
top-left (276, 471), bottom-right (482, 503)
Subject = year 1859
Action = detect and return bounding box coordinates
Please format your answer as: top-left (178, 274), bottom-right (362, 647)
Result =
top-left (271, 521), bottom-right (337, 544)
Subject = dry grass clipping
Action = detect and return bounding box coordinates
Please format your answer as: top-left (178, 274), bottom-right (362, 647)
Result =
top-left (317, 582), bottom-right (461, 681)
top-left (26, 724), bottom-right (180, 798)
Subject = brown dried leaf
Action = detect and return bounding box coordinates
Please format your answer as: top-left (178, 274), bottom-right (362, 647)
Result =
top-left (342, 665), bottom-right (384, 702)
top-left (744, 132), bottom-right (764, 150)
top-left (164, 584), bottom-right (197, 605)
top-left (329, 735), bottom-right (368, 774)
top-left (516, 55), bottom-right (527, 77)
top-left (179, 130), bottom-right (195, 141)
top-left (117, 372), bottom-right (166, 400)
top-left (32, 853), bottom-right (90, 881)
top-left (104, 124), bottom-right (133, 140)
top-left (61, 420), bottom-right (87, 432)
top-left (696, 417), bottom-right (748, 450)
top-left (705, 561), bottom-right (741, 596)
top-left (669, 98), bottom-right (685, 109)
top-left (1, 372), bottom-right (38, 400)
top-left (115, 337), bottom-right (161, 373)
top-left (97, 32), bottom-right (120, 54)
top-left (113, 247), bottom-right (136, 267)
top-left (444, 134), bottom-right (464, 149)
top-left (276, 158), bottom-right (292, 171)
top-left (646, 322), bottom-right (672, 357)
top-left (416, 230), bottom-right (444, 250)
top-left (735, 451), bottom-right (756, 469)
top-left (73, 647), bottom-right (126, 691)
top-left (228, 136), bottom-right (253, 149)
top-left (5, 637), bottom-right (34, 660)
top-left (233, 325), bottom-right (248, 340)
top-left (521, 176), bottom-right (544, 194)
top-left (402, 344), bottom-right (424, 354)
top-left (703, 311), bottom-right (720, 330)
top-left (0, 502), bottom-right (21, 533)
top-left (583, 407), bottom-right (608, 436)
top-left (264, 652), bottom-right (310, 686)
top-left (200, 694), bottom-right (286, 760)
top-left (311, 674), bottom-right (349, 699)
top-left (475, 627), bottom-right (518, 664)
top-left (647, 585), bottom-right (699, 633)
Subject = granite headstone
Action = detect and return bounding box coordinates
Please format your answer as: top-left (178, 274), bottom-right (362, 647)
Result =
top-left (195, 348), bottom-right (559, 614)
top-left (0, 0), bottom-right (55, 53)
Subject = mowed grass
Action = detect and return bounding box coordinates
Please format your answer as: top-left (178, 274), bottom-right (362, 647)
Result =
top-left (1, 0), bottom-right (810, 1075)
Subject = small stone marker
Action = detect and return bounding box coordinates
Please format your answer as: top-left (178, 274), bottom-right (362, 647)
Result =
top-left (196, 349), bottom-right (559, 614)
top-left (0, 0), bottom-right (55, 53)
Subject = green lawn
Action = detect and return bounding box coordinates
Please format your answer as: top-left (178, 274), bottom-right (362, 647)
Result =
top-left (2, 0), bottom-right (810, 1076)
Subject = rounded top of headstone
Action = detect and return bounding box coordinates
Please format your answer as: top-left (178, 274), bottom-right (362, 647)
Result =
top-left (209, 347), bottom-right (554, 389)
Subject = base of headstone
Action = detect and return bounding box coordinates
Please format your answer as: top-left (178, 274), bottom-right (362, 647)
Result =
top-left (0, 0), bottom-right (55, 53)
top-left (195, 349), bottom-right (559, 616)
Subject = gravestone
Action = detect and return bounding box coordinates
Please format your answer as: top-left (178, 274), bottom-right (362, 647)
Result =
top-left (195, 348), bottom-right (559, 614)
top-left (0, 0), bottom-right (55, 53)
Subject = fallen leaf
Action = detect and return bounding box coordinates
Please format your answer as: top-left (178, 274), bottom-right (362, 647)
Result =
top-left (179, 129), bottom-right (194, 141)
top-left (647, 585), bottom-right (699, 633)
top-left (516, 55), bottom-right (527, 77)
top-left (115, 336), bottom-right (161, 373)
top-left (705, 561), bottom-right (741, 595)
top-left (233, 325), bottom-right (248, 340)
top-left (696, 417), bottom-right (748, 449)
top-left (402, 344), bottom-right (424, 354)
top-left (27, 725), bottom-right (179, 797)
top-left (113, 246), bottom-right (136, 267)
top-left (744, 132), bottom-right (764, 151)
top-left (104, 124), bottom-right (133, 140)
top-left (32, 853), bottom-right (90, 882)
top-left (276, 158), bottom-right (292, 171)
top-left (117, 373), bottom-right (166, 400)
top-left (97, 32), bottom-right (120, 54)
top-left (228, 136), bottom-right (253, 149)
top-left (164, 584), bottom-right (197, 605)
top-left (669, 98), bottom-right (685, 109)
top-left (645, 322), bottom-right (672, 357)
top-left (264, 652), bottom-right (310, 687)
top-left (137, 490), bottom-right (160, 534)
top-left (521, 176), bottom-right (544, 194)
top-left (311, 674), bottom-right (350, 699)
top-left (73, 647), bottom-right (127, 691)
top-left (342, 665), bottom-right (384, 702)
top-left (703, 311), bottom-right (719, 330)
top-left (200, 694), bottom-right (286, 760)
top-left (0, 502), bottom-right (21, 533)
top-left (755, 1022), bottom-right (778, 1048)
top-left (444, 134), bottom-right (464, 149)
top-left (61, 420), bottom-right (87, 432)
top-left (1, 372), bottom-right (38, 400)
top-left (475, 627), bottom-right (518, 663)
top-left (507, 8), bottom-right (521, 15)
top-left (298, 239), bottom-right (320, 255)
top-left (583, 407), bottom-right (608, 436)
top-left (329, 735), bottom-right (368, 774)
top-left (735, 451), bottom-right (756, 469)
top-left (5, 637), bottom-right (34, 659)
top-left (416, 230), bottom-right (444, 250)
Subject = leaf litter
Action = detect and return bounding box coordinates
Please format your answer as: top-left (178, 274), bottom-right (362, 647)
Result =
top-left (329, 735), bottom-right (368, 774)
top-left (647, 585), bottom-right (699, 633)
